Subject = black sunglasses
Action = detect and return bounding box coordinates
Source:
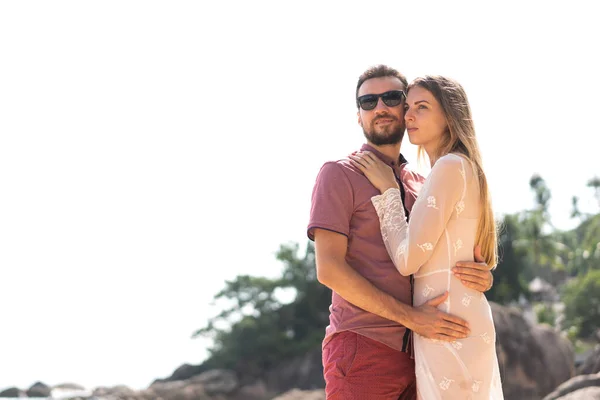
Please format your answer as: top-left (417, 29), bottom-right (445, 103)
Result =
top-left (357, 90), bottom-right (406, 111)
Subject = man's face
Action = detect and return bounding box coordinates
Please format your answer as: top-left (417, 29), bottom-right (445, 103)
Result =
top-left (357, 76), bottom-right (406, 146)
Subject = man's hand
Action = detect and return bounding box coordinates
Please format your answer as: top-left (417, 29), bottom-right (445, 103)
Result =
top-left (453, 245), bottom-right (494, 292)
top-left (407, 292), bottom-right (470, 341)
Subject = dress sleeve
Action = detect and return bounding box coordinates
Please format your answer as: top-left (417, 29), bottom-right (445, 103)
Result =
top-left (371, 155), bottom-right (466, 276)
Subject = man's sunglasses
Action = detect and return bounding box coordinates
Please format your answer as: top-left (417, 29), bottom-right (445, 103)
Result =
top-left (357, 90), bottom-right (406, 111)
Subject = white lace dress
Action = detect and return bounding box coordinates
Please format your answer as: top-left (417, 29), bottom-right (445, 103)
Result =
top-left (371, 153), bottom-right (503, 400)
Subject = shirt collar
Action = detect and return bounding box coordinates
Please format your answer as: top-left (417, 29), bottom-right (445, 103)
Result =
top-left (360, 143), bottom-right (408, 168)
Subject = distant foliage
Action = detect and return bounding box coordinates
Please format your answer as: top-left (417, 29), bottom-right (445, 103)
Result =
top-left (193, 242), bottom-right (330, 379)
top-left (562, 269), bottom-right (600, 338)
top-left (487, 213), bottom-right (529, 304)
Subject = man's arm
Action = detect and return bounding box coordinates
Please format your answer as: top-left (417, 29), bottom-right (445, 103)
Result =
top-left (314, 228), bottom-right (470, 341)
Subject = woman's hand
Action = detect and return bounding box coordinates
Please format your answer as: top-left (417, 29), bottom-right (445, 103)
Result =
top-left (348, 151), bottom-right (399, 193)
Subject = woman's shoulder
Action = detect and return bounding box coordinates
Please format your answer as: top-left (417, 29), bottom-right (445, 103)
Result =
top-left (434, 153), bottom-right (466, 169)
top-left (431, 153), bottom-right (475, 181)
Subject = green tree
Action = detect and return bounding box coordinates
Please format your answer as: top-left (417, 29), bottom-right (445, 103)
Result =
top-left (487, 213), bottom-right (529, 304)
top-left (560, 214), bottom-right (600, 277)
top-left (588, 176), bottom-right (600, 208)
top-left (193, 242), bottom-right (330, 379)
top-left (562, 269), bottom-right (600, 338)
top-left (517, 175), bottom-right (568, 285)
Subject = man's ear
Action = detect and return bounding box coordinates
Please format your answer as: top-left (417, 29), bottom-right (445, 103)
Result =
top-left (357, 111), bottom-right (362, 127)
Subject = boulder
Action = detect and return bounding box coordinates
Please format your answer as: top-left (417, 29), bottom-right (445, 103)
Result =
top-left (153, 363), bottom-right (206, 384)
top-left (139, 380), bottom-right (211, 400)
top-left (577, 345), bottom-right (600, 375)
top-left (492, 302), bottom-right (575, 400)
top-left (26, 381), bottom-right (52, 397)
top-left (542, 373), bottom-right (600, 400)
top-left (92, 384), bottom-right (136, 398)
top-left (266, 347), bottom-right (324, 393)
top-left (272, 389), bottom-right (326, 400)
top-left (0, 387), bottom-right (25, 397)
top-left (229, 379), bottom-right (271, 400)
top-left (53, 382), bottom-right (86, 391)
top-left (189, 369), bottom-right (238, 395)
top-left (550, 387), bottom-right (600, 399)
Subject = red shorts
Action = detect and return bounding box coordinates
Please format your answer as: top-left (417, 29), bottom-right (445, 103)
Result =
top-left (322, 331), bottom-right (416, 400)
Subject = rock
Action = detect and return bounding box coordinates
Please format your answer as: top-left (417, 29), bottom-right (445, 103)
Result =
top-left (551, 387), bottom-right (600, 399)
top-left (153, 363), bottom-right (206, 384)
top-left (229, 379), bottom-right (272, 400)
top-left (26, 381), bottom-right (52, 397)
top-left (577, 345), bottom-right (600, 375)
top-left (272, 389), bottom-right (326, 400)
top-left (0, 387), bottom-right (26, 397)
top-left (53, 382), bottom-right (86, 391)
top-left (543, 373), bottom-right (600, 400)
top-left (492, 302), bottom-right (575, 400)
top-left (189, 369), bottom-right (238, 395)
top-left (144, 378), bottom-right (211, 400)
top-left (92, 384), bottom-right (136, 398)
top-left (266, 347), bottom-right (324, 393)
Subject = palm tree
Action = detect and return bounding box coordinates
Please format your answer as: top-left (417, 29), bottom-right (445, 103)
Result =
top-left (520, 175), bottom-right (567, 285)
top-left (587, 176), bottom-right (600, 209)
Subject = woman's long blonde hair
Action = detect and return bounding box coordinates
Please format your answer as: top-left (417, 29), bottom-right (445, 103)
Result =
top-left (409, 76), bottom-right (498, 268)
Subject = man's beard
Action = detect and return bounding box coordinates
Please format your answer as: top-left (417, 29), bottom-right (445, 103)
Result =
top-left (363, 118), bottom-right (405, 146)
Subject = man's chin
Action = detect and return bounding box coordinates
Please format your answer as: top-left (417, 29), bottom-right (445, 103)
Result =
top-left (364, 129), bottom-right (404, 146)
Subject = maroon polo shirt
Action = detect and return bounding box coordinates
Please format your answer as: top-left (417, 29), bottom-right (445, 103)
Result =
top-left (307, 143), bottom-right (425, 352)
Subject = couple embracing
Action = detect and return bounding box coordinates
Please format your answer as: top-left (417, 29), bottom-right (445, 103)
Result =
top-left (308, 65), bottom-right (503, 399)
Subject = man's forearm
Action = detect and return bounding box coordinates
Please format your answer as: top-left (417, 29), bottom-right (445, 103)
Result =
top-left (317, 259), bottom-right (414, 327)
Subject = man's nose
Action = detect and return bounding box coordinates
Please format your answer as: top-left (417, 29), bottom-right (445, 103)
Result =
top-left (373, 98), bottom-right (389, 113)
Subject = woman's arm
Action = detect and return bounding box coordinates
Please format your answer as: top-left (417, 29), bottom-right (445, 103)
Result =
top-left (349, 152), bottom-right (465, 276)
top-left (374, 155), bottom-right (465, 275)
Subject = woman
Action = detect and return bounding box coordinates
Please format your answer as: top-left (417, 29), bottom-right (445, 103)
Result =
top-left (349, 75), bottom-right (503, 399)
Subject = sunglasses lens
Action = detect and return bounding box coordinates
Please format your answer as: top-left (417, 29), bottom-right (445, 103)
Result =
top-left (381, 91), bottom-right (404, 107)
top-left (358, 95), bottom-right (378, 110)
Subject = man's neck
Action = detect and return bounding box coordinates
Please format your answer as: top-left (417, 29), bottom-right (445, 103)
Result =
top-left (367, 142), bottom-right (402, 161)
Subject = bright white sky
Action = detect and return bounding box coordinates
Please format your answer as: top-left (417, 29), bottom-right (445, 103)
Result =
top-left (1, 0), bottom-right (598, 392)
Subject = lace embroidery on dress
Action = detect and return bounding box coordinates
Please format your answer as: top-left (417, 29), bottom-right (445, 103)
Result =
top-left (418, 243), bottom-right (434, 252)
top-left (427, 196), bottom-right (439, 209)
top-left (439, 377), bottom-right (454, 391)
top-left (451, 341), bottom-right (463, 350)
top-left (454, 239), bottom-right (463, 255)
top-left (462, 293), bottom-right (474, 306)
top-left (422, 284), bottom-right (434, 298)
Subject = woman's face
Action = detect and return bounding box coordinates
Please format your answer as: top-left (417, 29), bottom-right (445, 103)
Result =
top-left (404, 86), bottom-right (448, 151)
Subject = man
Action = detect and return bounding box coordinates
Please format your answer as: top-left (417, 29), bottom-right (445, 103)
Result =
top-left (307, 65), bottom-right (494, 399)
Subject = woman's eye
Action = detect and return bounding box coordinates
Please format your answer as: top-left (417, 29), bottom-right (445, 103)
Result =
top-left (418, 105), bottom-right (427, 110)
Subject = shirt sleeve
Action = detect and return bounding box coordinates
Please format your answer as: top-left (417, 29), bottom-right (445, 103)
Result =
top-left (307, 161), bottom-right (354, 241)
top-left (371, 155), bottom-right (466, 275)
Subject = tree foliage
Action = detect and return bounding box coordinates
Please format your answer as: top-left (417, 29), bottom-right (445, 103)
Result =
top-left (193, 242), bottom-right (330, 379)
top-left (562, 269), bottom-right (600, 338)
top-left (487, 213), bottom-right (529, 303)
